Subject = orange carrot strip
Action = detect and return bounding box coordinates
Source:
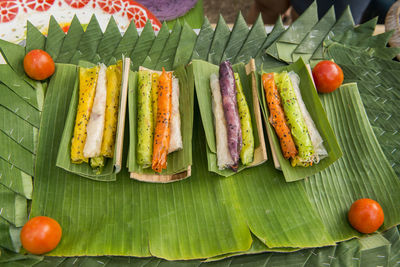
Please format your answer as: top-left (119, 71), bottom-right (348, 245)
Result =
top-left (152, 68), bottom-right (172, 173)
top-left (262, 73), bottom-right (298, 159)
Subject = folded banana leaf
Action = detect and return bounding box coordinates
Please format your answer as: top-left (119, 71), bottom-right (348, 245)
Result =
top-left (72, 15), bottom-right (103, 64)
top-left (260, 58), bottom-right (342, 181)
top-left (0, 184), bottom-right (27, 227)
top-left (142, 22), bottom-right (170, 69)
top-left (56, 16), bottom-right (84, 64)
top-left (383, 227), bottom-right (400, 266)
top-left (221, 12), bottom-right (249, 62)
top-left (0, 106), bottom-right (37, 154)
top-left (26, 21), bottom-right (46, 53)
top-left (96, 17), bottom-right (122, 65)
top-left (266, 1), bottom-right (318, 63)
top-left (0, 131), bottom-right (34, 176)
top-left (254, 17), bottom-right (287, 69)
top-left (0, 84), bottom-right (40, 128)
top-left (45, 16), bottom-right (65, 62)
top-left (292, 7), bottom-right (336, 63)
top-left (358, 234), bottom-right (391, 267)
top-left (190, 17), bottom-right (213, 61)
top-left (130, 21), bottom-right (155, 71)
top-left (207, 15), bottom-right (230, 65)
top-left (0, 157), bottom-right (32, 199)
top-left (233, 15), bottom-right (267, 64)
top-left (173, 22), bottom-right (197, 69)
top-left (56, 60), bottom-right (129, 181)
top-left (0, 65), bottom-right (42, 111)
top-left (0, 219), bottom-right (21, 253)
top-left (127, 65), bottom-right (193, 182)
top-left (110, 20), bottom-right (139, 64)
top-left (155, 21), bottom-right (182, 71)
top-left (192, 59), bottom-right (267, 176)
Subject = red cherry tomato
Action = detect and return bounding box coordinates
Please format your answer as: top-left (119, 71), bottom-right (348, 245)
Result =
top-left (20, 216), bottom-right (62, 255)
top-left (348, 198), bottom-right (384, 234)
top-left (312, 60), bottom-right (343, 93)
top-left (23, 49), bottom-right (55, 81)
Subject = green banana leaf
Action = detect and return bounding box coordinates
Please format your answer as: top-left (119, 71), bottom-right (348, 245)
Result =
top-left (127, 65), bottom-right (193, 176)
top-left (155, 21), bottom-right (182, 71)
top-left (339, 17), bottom-right (377, 46)
top-left (207, 15), bottom-right (230, 65)
top-left (0, 184), bottom-right (27, 227)
top-left (0, 157), bottom-right (32, 199)
top-left (358, 234), bottom-right (390, 267)
top-left (260, 58), bottom-right (342, 181)
top-left (0, 105), bottom-right (37, 154)
top-left (95, 17), bottom-right (121, 65)
top-left (110, 20), bottom-right (139, 64)
top-left (57, 16), bottom-right (84, 64)
top-left (0, 131), bottom-right (35, 176)
top-left (292, 6), bottom-right (336, 63)
top-left (173, 22), bottom-right (197, 69)
top-left (31, 63), bottom-right (253, 259)
top-left (0, 65), bottom-right (42, 111)
top-left (142, 22), bottom-right (170, 69)
top-left (130, 21), bottom-right (155, 70)
top-left (26, 21), bottom-right (46, 53)
top-left (221, 12), bottom-right (249, 62)
top-left (72, 15), bottom-right (103, 64)
top-left (233, 15), bottom-right (267, 64)
top-left (254, 17), bottom-right (286, 69)
top-left (383, 227), bottom-right (400, 266)
top-left (45, 16), bottom-right (65, 61)
top-left (192, 59), bottom-right (266, 176)
top-left (0, 220), bottom-right (21, 253)
top-left (304, 83), bottom-right (400, 241)
top-left (331, 238), bottom-right (360, 267)
top-left (190, 17), bottom-right (213, 61)
top-left (0, 84), bottom-right (40, 128)
top-left (55, 63), bottom-right (117, 181)
top-left (266, 1), bottom-right (318, 63)
top-left (2, 6), bottom-right (400, 265)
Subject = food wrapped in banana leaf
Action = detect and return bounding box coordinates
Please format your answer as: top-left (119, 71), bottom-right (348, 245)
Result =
top-left (57, 58), bottom-right (130, 180)
top-left (260, 58), bottom-right (342, 182)
top-left (128, 66), bottom-right (193, 182)
top-left (262, 70), bottom-right (327, 167)
top-left (192, 59), bottom-right (267, 177)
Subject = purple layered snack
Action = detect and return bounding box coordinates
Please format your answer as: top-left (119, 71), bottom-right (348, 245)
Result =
top-left (219, 61), bottom-right (242, 171)
top-left (137, 0), bottom-right (198, 21)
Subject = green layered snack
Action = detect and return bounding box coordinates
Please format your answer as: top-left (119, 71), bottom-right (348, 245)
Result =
top-left (275, 71), bottom-right (314, 166)
top-left (234, 72), bottom-right (254, 165)
top-left (136, 70), bottom-right (154, 168)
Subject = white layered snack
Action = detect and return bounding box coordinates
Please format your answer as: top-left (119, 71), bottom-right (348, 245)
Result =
top-left (168, 77), bottom-right (183, 153)
top-left (289, 71), bottom-right (328, 163)
top-left (83, 64), bottom-right (107, 158)
top-left (210, 73), bottom-right (234, 169)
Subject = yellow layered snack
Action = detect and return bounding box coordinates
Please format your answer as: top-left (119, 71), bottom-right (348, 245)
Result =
top-left (151, 72), bottom-right (159, 128)
top-left (100, 61), bottom-right (123, 158)
top-left (71, 66), bottom-right (99, 163)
